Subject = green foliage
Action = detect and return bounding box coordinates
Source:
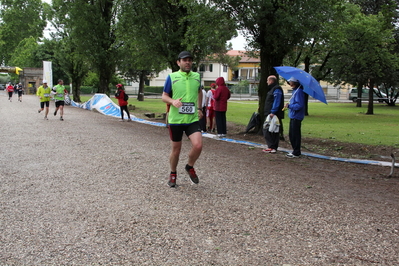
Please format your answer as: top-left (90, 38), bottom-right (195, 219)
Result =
top-left (0, 0), bottom-right (47, 65)
top-left (119, 0), bottom-right (236, 73)
top-left (83, 72), bottom-right (99, 87)
top-left (9, 37), bottom-right (39, 67)
top-left (328, 5), bottom-right (398, 85)
top-left (211, 0), bottom-right (343, 130)
top-left (50, 0), bottom-right (118, 95)
top-left (64, 85), bottom-right (95, 94)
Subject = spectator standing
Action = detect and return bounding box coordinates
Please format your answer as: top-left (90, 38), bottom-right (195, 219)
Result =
top-left (199, 86), bottom-right (207, 132)
top-left (214, 77), bottom-right (231, 138)
top-left (114, 84), bottom-right (131, 122)
top-left (262, 75), bottom-right (285, 153)
top-left (206, 83), bottom-right (216, 133)
top-left (284, 77), bottom-right (305, 158)
top-left (6, 83), bottom-right (14, 102)
top-left (36, 80), bottom-right (51, 120)
top-left (52, 79), bottom-right (67, 121)
top-left (162, 51), bottom-right (203, 187)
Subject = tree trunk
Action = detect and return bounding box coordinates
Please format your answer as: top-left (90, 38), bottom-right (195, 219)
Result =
top-left (72, 80), bottom-right (82, 103)
top-left (137, 71), bottom-right (145, 101)
top-left (98, 67), bottom-right (112, 96)
top-left (356, 82), bottom-right (364, 107)
top-left (366, 79), bottom-right (374, 115)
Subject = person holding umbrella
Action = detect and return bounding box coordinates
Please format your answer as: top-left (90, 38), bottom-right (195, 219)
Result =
top-left (284, 77), bottom-right (305, 158)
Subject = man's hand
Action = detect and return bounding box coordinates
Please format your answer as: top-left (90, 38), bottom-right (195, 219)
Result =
top-left (172, 98), bottom-right (183, 108)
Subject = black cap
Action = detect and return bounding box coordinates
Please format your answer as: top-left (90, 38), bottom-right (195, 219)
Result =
top-left (178, 51), bottom-right (193, 59)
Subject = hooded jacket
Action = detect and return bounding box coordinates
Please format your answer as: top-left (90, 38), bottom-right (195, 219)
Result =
top-left (213, 77), bottom-right (231, 112)
top-left (288, 85), bottom-right (305, 120)
top-left (115, 88), bottom-right (128, 106)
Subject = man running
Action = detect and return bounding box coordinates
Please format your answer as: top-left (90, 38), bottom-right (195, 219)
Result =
top-left (162, 51), bottom-right (203, 187)
top-left (37, 80), bottom-right (51, 120)
top-left (52, 79), bottom-right (67, 121)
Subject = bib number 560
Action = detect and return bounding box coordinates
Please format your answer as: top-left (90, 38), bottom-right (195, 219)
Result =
top-left (179, 102), bottom-right (195, 114)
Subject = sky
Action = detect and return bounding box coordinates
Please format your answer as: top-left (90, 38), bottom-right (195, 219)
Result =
top-left (228, 33), bottom-right (247, 50)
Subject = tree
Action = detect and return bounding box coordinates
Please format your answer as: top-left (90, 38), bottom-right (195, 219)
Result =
top-left (326, 4), bottom-right (399, 113)
top-left (51, 0), bottom-right (120, 96)
top-left (9, 36), bottom-right (39, 67)
top-left (119, 0), bottom-right (236, 74)
top-left (0, 0), bottom-right (48, 65)
top-left (50, 0), bottom-right (91, 102)
top-left (116, 9), bottom-right (168, 101)
top-left (211, 0), bottom-right (342, 131)
top-left (349, 0), bottom-right (399, 107)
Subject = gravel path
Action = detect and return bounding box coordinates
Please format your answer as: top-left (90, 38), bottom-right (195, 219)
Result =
top-left (1, 93), bottom-right (398, 265)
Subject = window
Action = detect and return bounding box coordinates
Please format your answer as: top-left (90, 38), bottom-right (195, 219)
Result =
top-left (199, 64), bottom-right (205, 72)
top-left (223, 65), bottom-right (228, 72)
top-left (240, 69), bottom-right (248, 79)
top-left (209, 64), bottom-right (213, 72)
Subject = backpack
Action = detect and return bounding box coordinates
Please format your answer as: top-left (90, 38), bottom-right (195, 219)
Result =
top-left (123, 92), bottom-right (129, 101)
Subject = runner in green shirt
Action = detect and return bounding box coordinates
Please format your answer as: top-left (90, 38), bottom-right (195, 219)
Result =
top-left (162, 51), bottom-right (203, 187)
top-left (52, 79), bottom-right (66, 121)
top-left (36, 80), bottom-right (51, 120)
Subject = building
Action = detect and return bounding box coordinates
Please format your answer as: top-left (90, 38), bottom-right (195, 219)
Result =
top-left (143, 50), bottom-right (260, 90)
top-left (19, 67), bottom-right (44, 94)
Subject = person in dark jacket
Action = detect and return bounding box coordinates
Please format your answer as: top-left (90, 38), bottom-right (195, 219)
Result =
top-left (115, 84), bottom-right (131, 122)
top-left (214, 77), bottom-right (231, 137)
top-left (284, 77), bottom-right (305, 158)
top-left (263, 75), bottom-right (284, 153)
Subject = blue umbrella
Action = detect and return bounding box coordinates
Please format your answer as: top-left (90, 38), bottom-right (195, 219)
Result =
top-left (274, 66), bottom-right (327, 104)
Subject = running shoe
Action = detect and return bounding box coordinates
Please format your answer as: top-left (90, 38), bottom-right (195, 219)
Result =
top-left (168, 173), bottom-right (177, 187)
top-left (262, 148), bottom-right (276, 153)
top-left (54, 110), bottom-right (57, 116)
top-left (44, 116), bottom-right (48, 120)
top-left (286, 153), bottom-right (299, 158)
top-left (185, 165), bottom-right (199, 184)
top-left (38, 109), bottom-right (41, 113)
top-left (60, 117), bottom-right (64, 121)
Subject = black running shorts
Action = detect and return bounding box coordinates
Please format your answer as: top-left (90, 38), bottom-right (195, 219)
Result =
top-left (168, 121), bottom-right (201, 142)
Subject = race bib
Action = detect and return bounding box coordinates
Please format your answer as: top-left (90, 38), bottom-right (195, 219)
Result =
top-left (44, 93), bottom-right (50, 97)
top-left (179, 102), bottom-right (195, 114)
top-left (57, 93), bottom-right (64, 97)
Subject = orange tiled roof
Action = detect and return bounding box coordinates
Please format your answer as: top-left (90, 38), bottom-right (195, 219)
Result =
top-left (227, 50), bottom-right (260, 63)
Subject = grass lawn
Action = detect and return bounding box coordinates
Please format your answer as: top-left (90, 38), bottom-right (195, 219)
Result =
top-left (78, 95), bottom-right (399, 147)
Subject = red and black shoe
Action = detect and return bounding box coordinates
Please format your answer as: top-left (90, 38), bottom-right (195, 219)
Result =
top-left (168, 173), bottom-right (177, 187)
top-left (185, 164), bottom-right (199, 184)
